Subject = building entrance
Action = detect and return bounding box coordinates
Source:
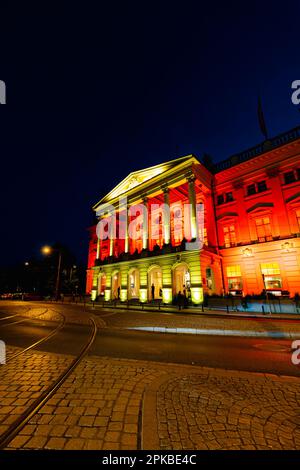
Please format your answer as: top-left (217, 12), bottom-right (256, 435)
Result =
top-left (112, 272), bottom-right (121, 299)
top-left (128, 269), bottom-right (140, 299)
top-left (148, 267), bottom-right (162, 300)
top-left (173, 264), bottom-right (190, 296)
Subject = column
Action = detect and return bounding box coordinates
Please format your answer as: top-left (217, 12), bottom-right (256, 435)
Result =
top-left (119, 201), bottom-right (129, 253)
top-left (186, 252), bottom-right (203, 304)
top-left (109, 212), bottom-right (115, 257)
top-left (120, 267), bottom-right (128, 302)
top-left (139, 264), bottom-right (148, 303)
top-left (162, 185), bottom-right (171, 244)
top-left (187, 174), bottom-right (198, 240)
top-left (142, 196), bottom-right (149, 250)
top-left (104, 269), bottom-right (112, 301)
top-left (91, 268), bottom-right (99, 301)
top-left (96, 237), bottom-right (100, 260)
top-left (161, 263), bottom-right (172, 304)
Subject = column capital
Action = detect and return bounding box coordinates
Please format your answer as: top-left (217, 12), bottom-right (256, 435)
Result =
top-left (161, 183), bottom-right (169, 194)
top-left (186, 171), bottom-right (196, 184)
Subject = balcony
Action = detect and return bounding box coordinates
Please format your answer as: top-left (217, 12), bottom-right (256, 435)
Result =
top-left (214, 126), bottom-right (300, 173)
top-left (95, 239), bottom-right (216, 266)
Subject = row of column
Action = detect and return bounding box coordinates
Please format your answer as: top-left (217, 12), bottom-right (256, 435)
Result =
top-left (96, 174), bottom-right (198, 259)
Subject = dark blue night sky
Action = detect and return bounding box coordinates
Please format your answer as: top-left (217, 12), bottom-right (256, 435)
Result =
top-left (1, 2), bottom-right (300, 265)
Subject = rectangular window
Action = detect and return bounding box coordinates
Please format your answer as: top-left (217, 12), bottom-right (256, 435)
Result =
top-left (247, 184), bottom-right (256, 196)
top-left (284, 171), bottom-right (296, 185)
top-left (225, 192), bottom-right (234, 202)
top-left (255, 216), bottom-right (272, 242)
top-left (226, 265), bottom-right (242, 291)
top-left (223, 225), bottom-right (237, 247)
top-left (217, 195), bottom-right (224, 205)
top-left (261, 263), bottom-right (282, 290)
top-left (199, 226), bottom-right (207, 245)
top-left (257, 180), bottom-right (267, 192)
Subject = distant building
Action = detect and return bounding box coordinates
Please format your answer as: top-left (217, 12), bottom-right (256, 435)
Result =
top-left (87, 126), bottom-right (300, 303)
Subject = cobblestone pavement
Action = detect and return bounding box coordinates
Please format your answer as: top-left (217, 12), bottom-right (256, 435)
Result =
top-left (1, 303), bottom-right (300, 450)
top-left (2, 354), bottom-right (300, 450)
top-left (0, 346), bottom-right (74, 437)
top-left (151, 369), bottom-right (300, 450)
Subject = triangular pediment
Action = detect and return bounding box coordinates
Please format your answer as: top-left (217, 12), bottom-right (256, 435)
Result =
top-left (93, 154), bottom-right (198, 209)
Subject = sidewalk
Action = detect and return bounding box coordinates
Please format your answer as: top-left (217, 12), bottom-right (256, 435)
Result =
top-left (87, 301), bottom-right (300, 321)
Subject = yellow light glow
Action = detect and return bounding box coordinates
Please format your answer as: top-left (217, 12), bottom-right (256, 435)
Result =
top-left (104, 289), bottom-right (111, 301)
top-left (41, 245), bottom-right (52, 255)
top-left (120, 289), bottom-right (128, 302)
top-left (191, 287), bottom-right (203, 305)
top-left (162, 288), bottom-right (172, 304)
top-left (139, 289), bottom-right (147, 303)
top-left (91, 290), bottom-right (97, 301)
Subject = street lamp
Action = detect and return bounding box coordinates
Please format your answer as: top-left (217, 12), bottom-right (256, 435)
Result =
top-left (41, 245), bottom-right (62, 301)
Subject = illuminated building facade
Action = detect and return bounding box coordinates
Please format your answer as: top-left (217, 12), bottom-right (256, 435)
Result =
top-left (87, 126), bottom-right (300, 303)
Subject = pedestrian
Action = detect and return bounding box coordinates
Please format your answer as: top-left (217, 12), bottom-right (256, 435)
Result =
top-left (178, 291), bottom-right (184, 310)
top-left (151, 283), bottom-right (155, 300)
top-left (117, 286), bottom-right (120, 300)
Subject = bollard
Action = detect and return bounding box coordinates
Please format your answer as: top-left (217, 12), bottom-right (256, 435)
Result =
top-left (92, 301), bottom-right (95, 310)
top-left (262, 305), bottom-right (265, 314)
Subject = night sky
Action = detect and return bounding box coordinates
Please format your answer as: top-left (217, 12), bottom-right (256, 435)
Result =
top-left (1, 2), bottom-right (300, 266)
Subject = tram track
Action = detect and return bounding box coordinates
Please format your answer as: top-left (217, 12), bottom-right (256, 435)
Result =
top-left (0, 316), bottom-right (97, 449)
top-left (0, 308), bottom-right (49, 328)
top-left (7, 311), bottom-right (66, 362)
top-left (0, 307), bottom-right (32, 322)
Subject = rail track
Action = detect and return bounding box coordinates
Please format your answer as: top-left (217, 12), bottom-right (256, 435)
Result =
top-left (0, 307), bottom-right (49, 328)
top-left (0, 316), bottom-right (97, 449)
top-left (0, 307), bottom-right (33, 322)
top-left (7, 310), bottom-right (66, 361)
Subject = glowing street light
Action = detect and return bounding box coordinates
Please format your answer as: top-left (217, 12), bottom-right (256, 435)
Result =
top-left (41, 245), bottom-right (52, 255)
top-left (41, 245), bottom-right (62, 301)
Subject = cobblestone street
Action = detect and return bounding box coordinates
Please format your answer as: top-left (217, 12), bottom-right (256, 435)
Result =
top-left (0, 303), bottom-right (300, 450)
top-left (2, 351), bottom-right (300, 450)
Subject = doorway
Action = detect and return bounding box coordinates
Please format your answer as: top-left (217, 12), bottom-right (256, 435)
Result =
top-left (128, 269), bottom-right (140, 299)
top-left (148, 266), bottom-right (162, 300)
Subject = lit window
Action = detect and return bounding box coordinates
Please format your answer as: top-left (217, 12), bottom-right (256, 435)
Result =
top-left (255, 216), bottom-right (272, 242)
top-left (226, 265), bottom-right (242, 291)
top-left (261, 262), bottom-right (280, 275)
top-left (199, 227), bottom-right (207, 245)
top-left (223, 225), bottom-right (236, 247)
top-left (226, 265), bottom-right (241, 277)
top-left (261, 263), bottom-right (282, 290)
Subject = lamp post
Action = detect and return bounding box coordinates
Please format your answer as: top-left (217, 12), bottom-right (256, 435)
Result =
top-left (41, 246), bottom-right (62, 301)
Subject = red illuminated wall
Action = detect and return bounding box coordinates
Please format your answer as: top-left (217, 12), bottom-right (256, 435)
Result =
top-left (87, 132), bottom-right (300, 296)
